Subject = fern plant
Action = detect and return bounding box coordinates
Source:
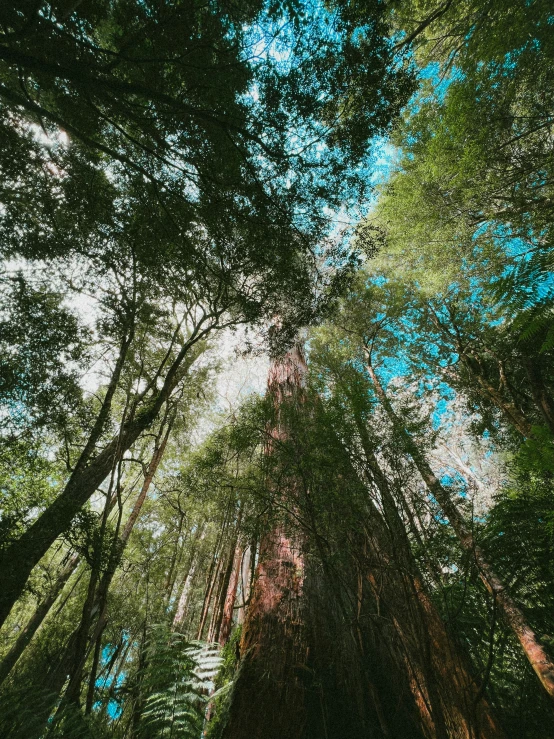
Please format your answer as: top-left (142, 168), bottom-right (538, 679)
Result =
top-left (134, 625), bottom-right (221, 739)
top-left (493, 251), bottom-right (554, 352)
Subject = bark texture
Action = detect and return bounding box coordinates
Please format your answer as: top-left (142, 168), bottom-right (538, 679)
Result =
top-left (220, 528), bottom-right (310, 739)
top-left (219, 346), bottom-right (419, 738)
top-left (353, 416), bottom-right (503, 737)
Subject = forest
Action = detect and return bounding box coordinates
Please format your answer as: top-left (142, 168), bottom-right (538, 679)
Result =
top-left (0, 1), bottom-right (553, 737)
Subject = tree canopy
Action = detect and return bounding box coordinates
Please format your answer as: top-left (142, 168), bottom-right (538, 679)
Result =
top-left (0, 1), bottom-right (553, 737)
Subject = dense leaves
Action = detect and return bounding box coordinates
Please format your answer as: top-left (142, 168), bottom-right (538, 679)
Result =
top-left (1, 0), bottom-right (553, 737)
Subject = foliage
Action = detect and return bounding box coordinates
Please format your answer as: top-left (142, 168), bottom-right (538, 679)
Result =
top-left (0, 0), bottom-right (553, 736)
top-left (205, 626), bottom-right (242, 739)
top-left (133, 626), bottom-right (219, 739)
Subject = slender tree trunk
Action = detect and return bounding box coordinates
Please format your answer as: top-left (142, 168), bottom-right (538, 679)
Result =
top-left (64, 415), bottom-right (173, 708)
top-left (209, 511), bottom-right (242, 643)
top-left (439, 443), bottom-right (485, 491)
top-left (162, 514), bottom-right (186, 608)
top-left (64, 565), bottom-right (103, 706)
top-left (237, 546), bottom-right (252, 626)
top-left (197, 562), bottom-right (220, 640)
top-left (95, 637), bottom-right (123, 693)
top-left (0, 553), bottom-right (80, 686)
top-left (207, 558), bottom-right (227, 643)
top-left (172, 526), bottom-right (206, 631)
top-left (366, 356), bottom-right (554, 701)
top-left (85, 621), bottom-right (106, 715)
top-left (218, 545), bottom-right (243, 645)
top-left (471, 367), bottom-right (532, 437)
top-left (131, 622), bottom-right (149, 739)
top-left (64, 460), bottom-right (120, 709)
top-left (197, 517), bottom-right (230, 640)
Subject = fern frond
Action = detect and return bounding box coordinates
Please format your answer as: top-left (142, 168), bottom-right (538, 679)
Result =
top-left (133, 625), bottom-right (222, 739)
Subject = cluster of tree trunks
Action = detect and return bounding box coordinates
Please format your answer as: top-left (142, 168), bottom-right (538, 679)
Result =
top-left (215, 345), bottom-right (505, 738)
top-left (1, 341), bottom-right (551, 737)
top-left (365, 354), bottom-right (554, 700)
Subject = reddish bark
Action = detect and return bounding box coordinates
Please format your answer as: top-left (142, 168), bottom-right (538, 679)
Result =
top-left (353, 414), bottom-right (503, 736)
top-left (218, 345), bottom-right (313, 737)
top-left (219, 527), bottom-right (309, 739)
top-left (361, 504), bottom-right (504, 739)
top-left (221, 338), bottom-right (505, 738)
top-left (218, 546), bottom-right (243, 645)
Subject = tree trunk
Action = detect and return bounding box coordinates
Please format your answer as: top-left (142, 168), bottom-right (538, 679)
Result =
top-left (197, 504), bottom-right (234, 639)
top-left (218, 345), bottom-right (314, 737)
top-left (63, 566), bottom-right (103, 706)
top-left (172, 526), bottom-right (206, 631)
top-left (237, 547), bottom-right (252, 626)
top-left (209, 512), bottom-right (242, 644)
top-left (85, 620), bottom-right (106, 715)
top-left (220, 344), bottom-right (392, 738)
top-left (207, 561), bottom-right (227, 643)
top-left (0, 553), bottom-right (80, 686)
top-left (220, 527), bottom-right (310, 739)
top-left (197, 553), bottom-right (223, 641)
top-left (471, 367), bottom-right (532, 437)
top-left (354, 429), bottom-right (503, 738)
top-left (63, 415), bottom-right (173, 707)
top-left (218, 545), bottom-right (243, 645)
top-left (439, 443), bottom-right (485, 491)
top-left (366, 356), bottom-right (554, 701)
top-left (162, 514), bottom-right (186, 609)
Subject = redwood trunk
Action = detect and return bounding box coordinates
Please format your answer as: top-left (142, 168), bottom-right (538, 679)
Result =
top-left (357, 445), bottom-right (504, 738)
top-left (219, 345), bottom-right (313, 737)
top-left (220, 528), bottom-right (309, 739)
